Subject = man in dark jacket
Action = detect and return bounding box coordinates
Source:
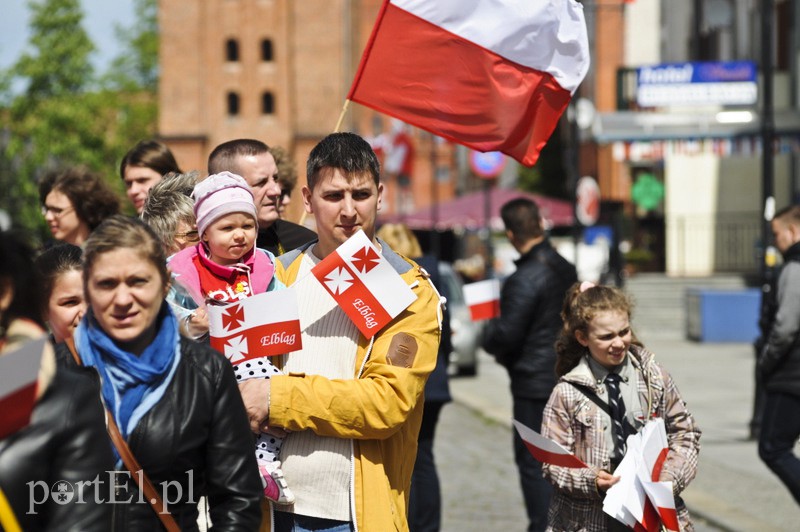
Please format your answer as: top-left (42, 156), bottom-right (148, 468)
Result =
top-left (758, 204), bottom-right (800, 504)
top-left (482, 198), bottom-right (577, 532)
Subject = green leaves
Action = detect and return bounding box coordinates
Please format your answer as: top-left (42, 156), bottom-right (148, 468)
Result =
top-left (0, 0), bottom-right (158, 237)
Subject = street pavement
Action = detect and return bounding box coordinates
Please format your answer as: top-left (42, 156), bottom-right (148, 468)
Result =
top-left (436, 335), bottom-right (799, 531)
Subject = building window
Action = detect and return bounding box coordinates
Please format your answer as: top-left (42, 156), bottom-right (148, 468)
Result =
top-left (261, 39), bottom-right (273, 62)
top-left (226, 39), bottom-right (239, 62)
top-left (227, 92), bottom-right (240, 116)
top-left (261, 92), bottom-right (274, 114)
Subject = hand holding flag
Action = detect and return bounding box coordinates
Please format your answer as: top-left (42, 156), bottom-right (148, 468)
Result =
top-left (603, 418), bottom-right (679, 532)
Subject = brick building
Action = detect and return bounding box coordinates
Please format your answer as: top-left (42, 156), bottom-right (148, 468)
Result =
top-left (158, 0), bottom-right (456, 223)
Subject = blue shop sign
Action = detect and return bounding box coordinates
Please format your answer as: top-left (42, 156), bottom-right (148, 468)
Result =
top-left (636, 61), bottom-right (757, 107)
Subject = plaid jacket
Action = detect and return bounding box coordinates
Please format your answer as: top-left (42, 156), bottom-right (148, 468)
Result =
top-left (541, 345), bottom-right (701, 531)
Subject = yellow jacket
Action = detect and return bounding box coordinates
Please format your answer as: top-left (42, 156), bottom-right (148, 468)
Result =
top-left (264, 242), bottom-right (442, 531)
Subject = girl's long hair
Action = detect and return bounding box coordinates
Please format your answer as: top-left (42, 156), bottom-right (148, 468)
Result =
top-left (554, 283), bottom-right (638, 377)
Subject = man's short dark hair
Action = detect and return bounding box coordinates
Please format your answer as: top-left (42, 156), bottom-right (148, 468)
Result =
top-left (306, 132), bottom-right (380, 190)
top-left (773, 205), bottom-right (800, 227)
top-left (208, 139), bottom-right (270, 174)
top-left (500, 198), bottom-right (543, 240)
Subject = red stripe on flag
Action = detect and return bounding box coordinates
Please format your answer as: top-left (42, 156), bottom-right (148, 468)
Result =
top-left (522, 441), bottom-right (587, 469)
top-left (469, 300), bottom-right (500, 321)
top-left (656, 506), bottom-right (680, 531)
top-left (349, 3), bottom-right (571, 166)
top-left (211, 320), bottom-right (302, 361)
top-left (0, 382), bottom-right (38, 439)
top-left (651, 447), bottom-right (668, 480)
top-left (638, 499), bottom-right (662, 532)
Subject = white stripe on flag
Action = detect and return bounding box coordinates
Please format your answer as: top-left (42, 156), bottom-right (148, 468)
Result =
top-left (391, 0), bottom-right (590, 93)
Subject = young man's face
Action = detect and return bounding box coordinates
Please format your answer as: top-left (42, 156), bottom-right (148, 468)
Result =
top-left (234, 152), bottom-right (281, 228)
top-left (302, 168), bottom-right (383, 258)
top-left (123, 166), bottom-right (163, 214)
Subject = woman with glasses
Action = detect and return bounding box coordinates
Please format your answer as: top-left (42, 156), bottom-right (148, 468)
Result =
top-left (38, 167), bottom-right (120, 247)
top-left (140, 171), bottom-right (201, 256)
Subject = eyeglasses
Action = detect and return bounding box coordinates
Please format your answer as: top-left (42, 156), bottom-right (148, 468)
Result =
top-left (41, 205), bottom-right (74, 218)
top-left (174, 229), bottom-right (200, 243)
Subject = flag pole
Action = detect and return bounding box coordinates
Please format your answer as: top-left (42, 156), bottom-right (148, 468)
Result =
top-left (334, 99), bottom-right (352, 133)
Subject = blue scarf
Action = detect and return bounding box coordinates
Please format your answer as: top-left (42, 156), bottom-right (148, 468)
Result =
top-left (75, 305), bottom-right (181, 441)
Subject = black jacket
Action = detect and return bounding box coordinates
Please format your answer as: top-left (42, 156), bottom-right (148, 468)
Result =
top-left (482, 239), bottom-right (577, 399)
top-left (0, 363), bottom-right (114, 531)
top-left (760, 241), bottom-right (800, 395)
top-left (257, 219), bottom-right (317, 256)
top-left (57, 338), bottom-right (263, 531)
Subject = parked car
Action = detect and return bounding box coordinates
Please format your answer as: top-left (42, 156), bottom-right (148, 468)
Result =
top-left (438, 262), bottom-right (484, 377)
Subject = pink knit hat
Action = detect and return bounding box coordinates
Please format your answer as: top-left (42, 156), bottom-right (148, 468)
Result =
top-left (192, 171), bottom-right (258, 237)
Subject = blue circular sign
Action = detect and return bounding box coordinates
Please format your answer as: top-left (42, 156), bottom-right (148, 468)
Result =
top-left (469, 150), bottom-right (506, 179)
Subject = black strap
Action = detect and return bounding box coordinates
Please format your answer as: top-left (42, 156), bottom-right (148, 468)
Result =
top-left (568, 381), bottom-right (636, 436)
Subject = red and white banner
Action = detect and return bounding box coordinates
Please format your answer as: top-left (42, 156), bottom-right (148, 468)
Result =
top-left (208, 289), bottom-right (302, 362)
top-left (463, 279), bottom-right (501, 321)
top-left (311, 230), bottom-right (417, 338)
top-left (513, 419), bottom-right (588, 469)
top-left (603, 418), bottom-right (678, 532)
top-left (348, 0), bottom-right (590, 166)
top-left (0, 336), bottom-right (46, 439)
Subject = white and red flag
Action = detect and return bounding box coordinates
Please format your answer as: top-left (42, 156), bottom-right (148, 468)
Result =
top-left (463, 279), bottom-right (501, 321)
top-left (603, 418), bottom-right (678, 532)
top-left (513, 419), bottom-right (588, 469)
top-left (208, 289), bottom-right (302, 363)
top-left (0, 336), bottom-right (47, 439)
top-left (311, 230), bottom-right (417, 338)
top-left (348, 0), bottom-right (590, 166)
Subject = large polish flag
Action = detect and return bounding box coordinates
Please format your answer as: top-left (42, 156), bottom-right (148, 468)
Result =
top-left (208, 289), bottom-right (302, 362)
top-left (513, 419), bottom-right (588, 469)
top-left (348, 0), bottom-right (590, 167)
top-left (462, 279), bottom-right (501, 321)
top-left (311, 230), bottom-right (417, 338)
top-left (0, 336), bottom-right (47, 439)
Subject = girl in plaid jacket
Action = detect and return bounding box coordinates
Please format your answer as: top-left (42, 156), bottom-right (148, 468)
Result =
top-left (541, 282), bottom-right (701, 531)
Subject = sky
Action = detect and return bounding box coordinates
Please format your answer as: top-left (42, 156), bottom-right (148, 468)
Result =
top-left (0, 0), bottom-right (136, 72)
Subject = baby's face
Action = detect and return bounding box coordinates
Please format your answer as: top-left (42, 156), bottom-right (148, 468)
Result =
top-left (203, 213), bottom-right (258, 265)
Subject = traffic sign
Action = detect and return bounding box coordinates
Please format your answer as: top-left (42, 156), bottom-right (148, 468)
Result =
top-left (469, 150), bottom-right (506, 179)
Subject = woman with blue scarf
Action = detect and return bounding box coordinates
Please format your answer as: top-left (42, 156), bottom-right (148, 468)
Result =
top-left (70, 216), bottom-right (262, 530)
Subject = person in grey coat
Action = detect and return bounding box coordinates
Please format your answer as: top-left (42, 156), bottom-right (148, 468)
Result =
top-left (758, 204), bottom-right (800, 504)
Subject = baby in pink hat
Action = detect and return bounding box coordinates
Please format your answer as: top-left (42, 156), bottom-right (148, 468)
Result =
top-left (167, 171), bottom-right (295, 505)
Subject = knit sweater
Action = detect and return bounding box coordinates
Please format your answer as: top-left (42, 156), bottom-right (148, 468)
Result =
top-left (278, 251), bottom-right (358, 520)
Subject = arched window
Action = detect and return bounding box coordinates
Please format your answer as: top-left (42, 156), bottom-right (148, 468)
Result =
top-left (261, 39), bottom-right (273, 62)
top-left (226, 39), bottom-right (239, 62)
top-left (227, 92), bottom-right (240, 116)
top-left (261, 92), bottom-right (274, 115)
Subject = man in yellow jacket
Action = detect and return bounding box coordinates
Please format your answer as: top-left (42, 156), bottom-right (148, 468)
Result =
top-left (239, 132), bottom-right (442, 531)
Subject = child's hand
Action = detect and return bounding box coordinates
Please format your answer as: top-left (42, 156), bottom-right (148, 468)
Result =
top-left (187, 308), bottom-right (209, 338)
top-left (595, 470), bottom-right (620, 493)
top-left (263, 426), bottom-right (288, 438)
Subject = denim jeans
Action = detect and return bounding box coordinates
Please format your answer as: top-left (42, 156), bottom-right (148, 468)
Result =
top-left (758, 391), bottom-right (800, 504)
top-left (274, 512), bottom-right (354, 532)
top-left (513, 397), bottom-right (553, 532)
